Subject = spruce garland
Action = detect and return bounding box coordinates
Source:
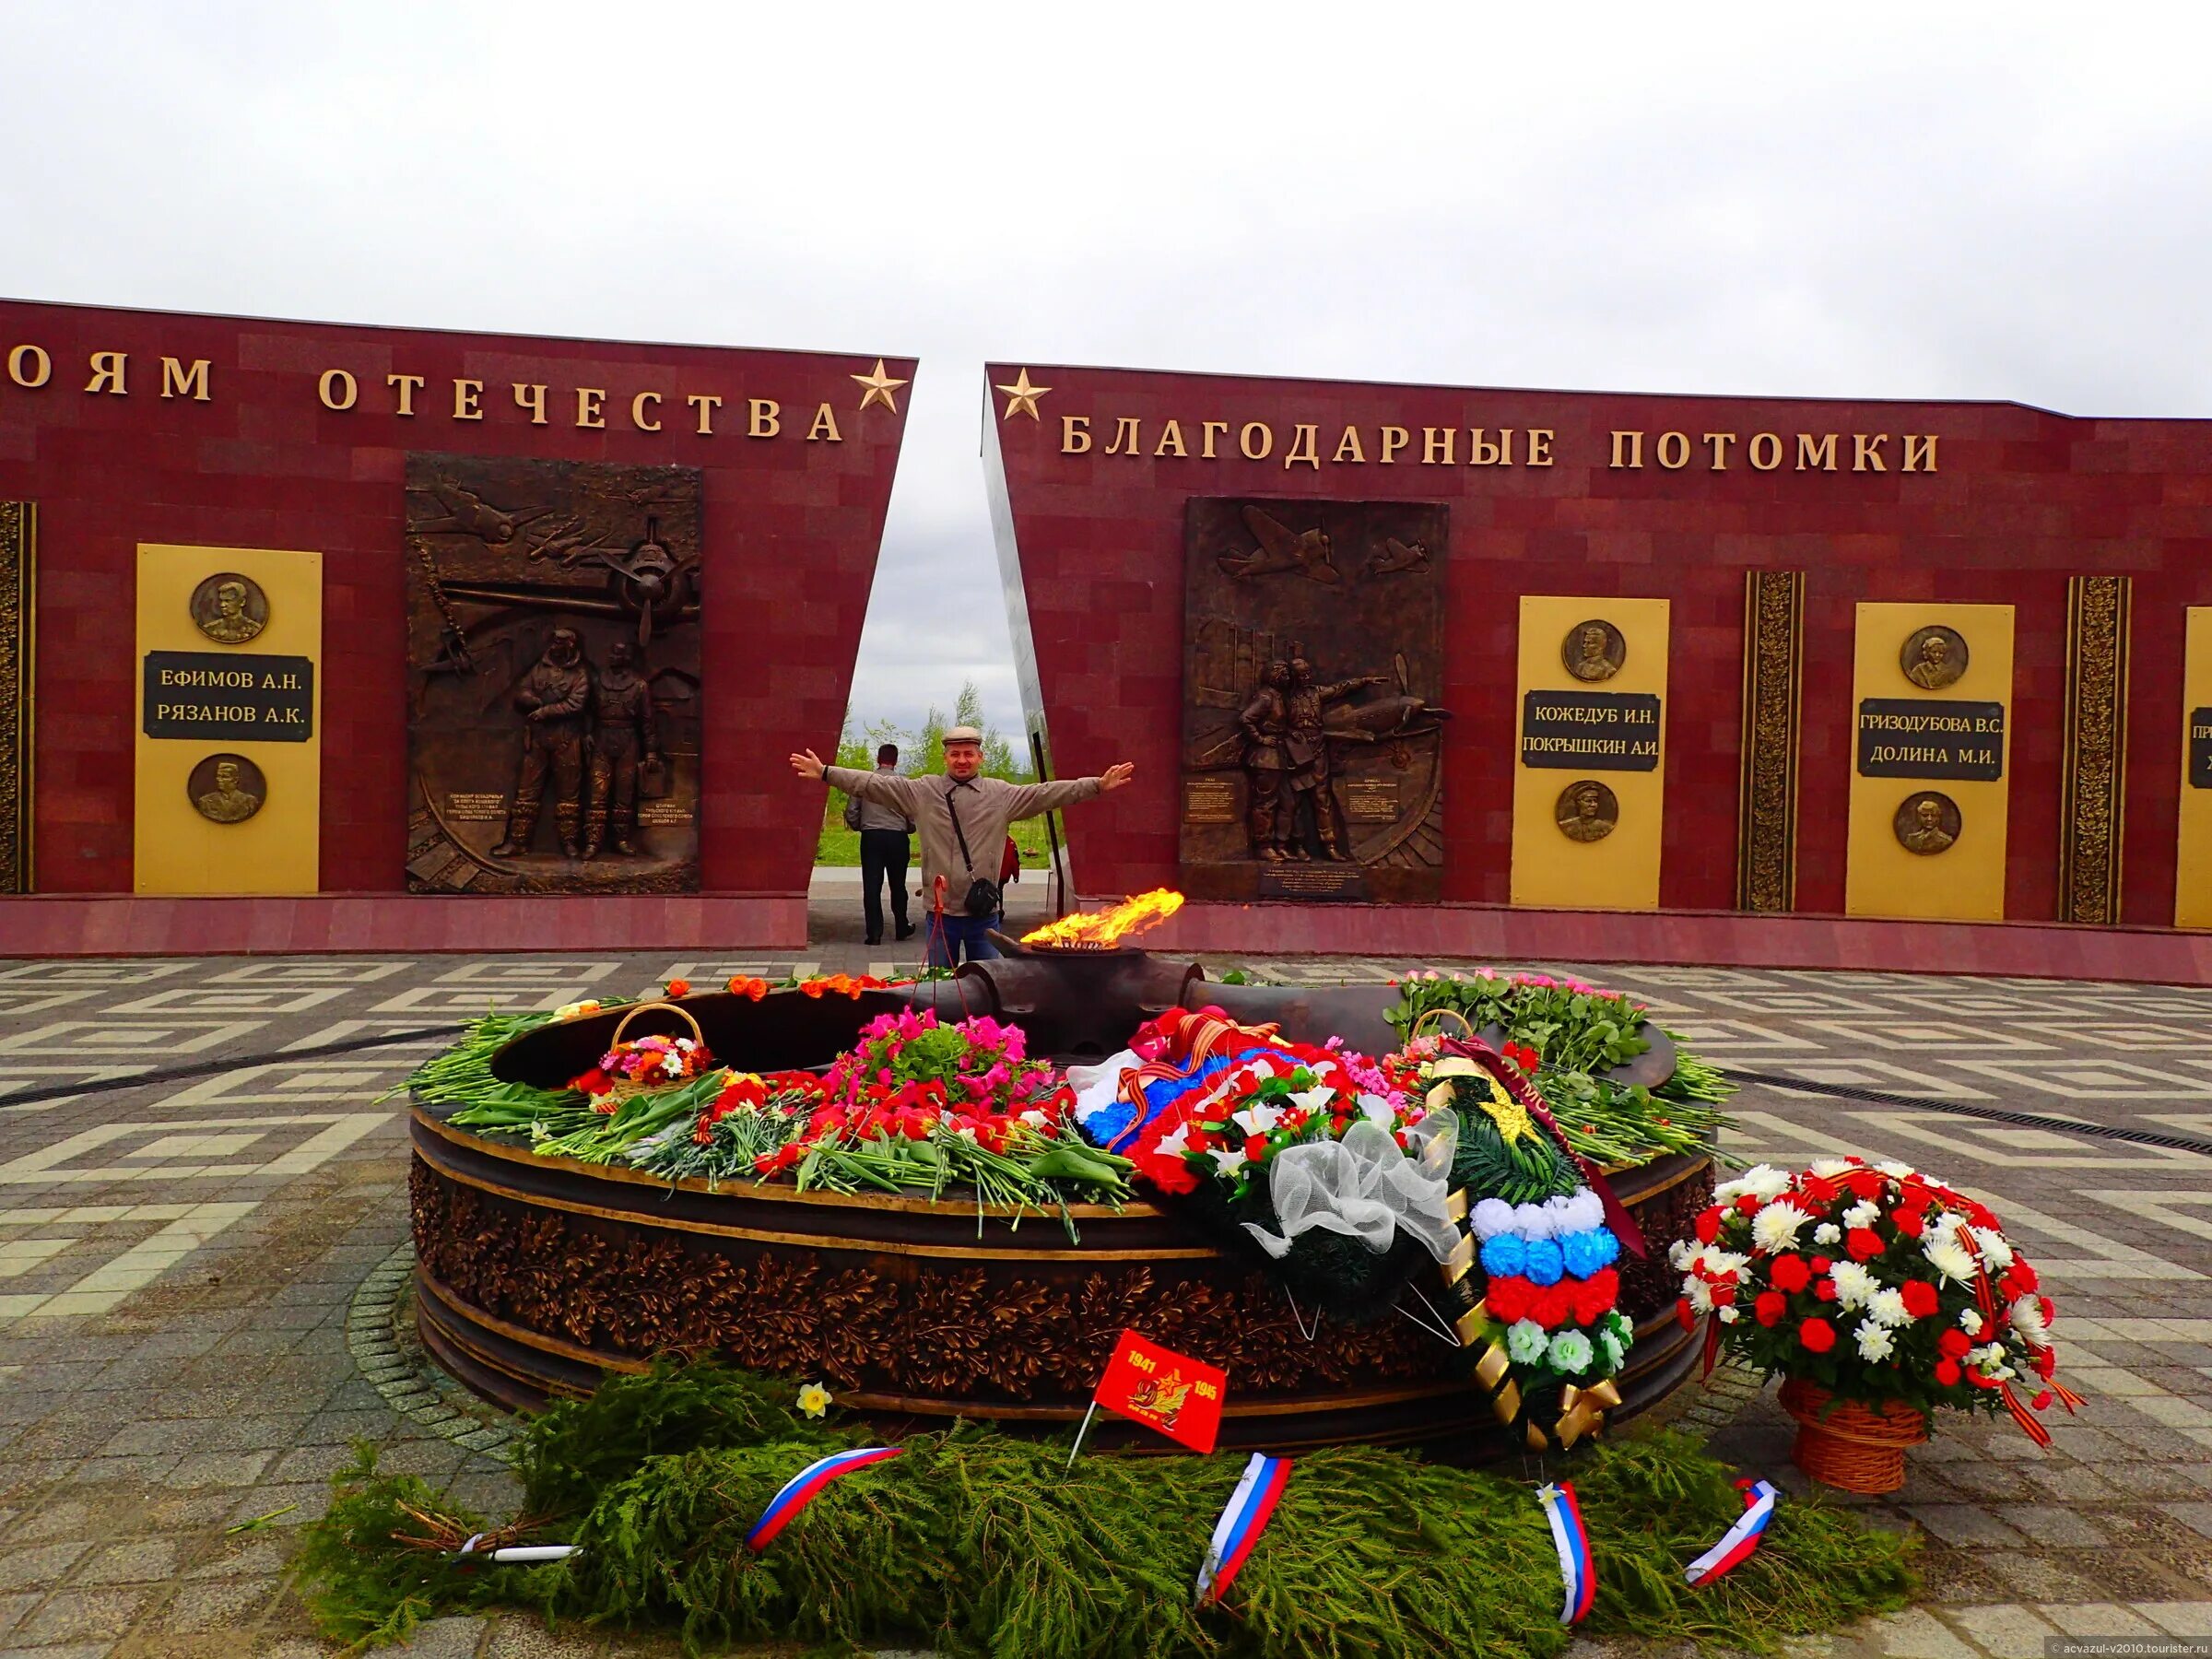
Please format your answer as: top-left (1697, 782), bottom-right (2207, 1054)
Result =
top-left (295, 1361), bottom-right (1913, 1658)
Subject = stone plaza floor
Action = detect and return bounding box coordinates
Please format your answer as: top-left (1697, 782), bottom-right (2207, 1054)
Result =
top-left (0, 922), bottom-right (2207, 1656)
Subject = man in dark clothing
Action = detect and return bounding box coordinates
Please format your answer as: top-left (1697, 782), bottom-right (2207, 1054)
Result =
top-left (843, 743), bottom-right (917, 945)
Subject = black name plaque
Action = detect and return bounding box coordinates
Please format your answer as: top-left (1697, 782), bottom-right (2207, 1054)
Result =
top-left (2192, 708), bottom-right (2212, 790)
top-left (1519, 690), bottom-right (1661, 772)
top-left (1855, 699), bottom-right (2003, 782)
top-left (142, 652), bottom-right (315, 743)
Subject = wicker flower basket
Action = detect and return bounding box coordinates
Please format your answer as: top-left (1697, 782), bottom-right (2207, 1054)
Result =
top-left (600, 1002), bottom-right (712, 1105)
top-left (1779, 1376), bottom-right (1928, 1493)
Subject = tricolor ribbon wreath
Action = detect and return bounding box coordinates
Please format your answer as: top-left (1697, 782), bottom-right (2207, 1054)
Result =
top-left (1683, 1478), bottom-right (1778, 1587)
top-left (744, 1445), bottom-right (904, 1550)
top-left (1537, 1481), bottom-right (1596, 1625)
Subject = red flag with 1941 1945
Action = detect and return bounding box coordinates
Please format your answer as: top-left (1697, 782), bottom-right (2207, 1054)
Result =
top-left (1089, 1328), bottom-right (1227, 1453)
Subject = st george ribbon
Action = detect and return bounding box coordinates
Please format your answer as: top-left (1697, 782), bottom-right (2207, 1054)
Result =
top-left (745, 1446), bottom-right (904, 1551)
top-left (1684, 1478), bottom-right (1779, 1587)
top-left (1536, 1481), bottom-right (1596, 1625)
top-left (1194, 1453), bottom-right (1292, 1604)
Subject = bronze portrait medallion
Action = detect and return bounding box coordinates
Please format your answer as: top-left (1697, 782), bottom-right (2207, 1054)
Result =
top-left (189, 572), bottom-right (270, 645)
top-left (1899, 626), bottom-right (1969, 690)
top-left (1893, 790), bottom-right (1961, 855)
top-left (1554, 779), bottom-right (1618, 842)
top-left (1561, 618), bottom-right (1626, 683)
top-left (187, 753), bottom-right (267, 824)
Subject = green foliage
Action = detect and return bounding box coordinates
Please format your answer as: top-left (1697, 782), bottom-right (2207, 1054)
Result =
top-left (294, 1364), bottom-right (1913, 1659)
top-left (1535, 1069), bottom-right (1733, 1169)
top-left (518, 1359), bottom-right (837, 1517)
top-left (1388, 973), bottom-right (1653, 1074)
top-left (291, 1442), bottom-right (567, 1655)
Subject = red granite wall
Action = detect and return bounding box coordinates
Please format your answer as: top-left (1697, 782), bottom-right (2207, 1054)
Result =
top-left (2, 300), bottom-right (911, 898)
top-left (985, 366), bottom-right (2212, 926)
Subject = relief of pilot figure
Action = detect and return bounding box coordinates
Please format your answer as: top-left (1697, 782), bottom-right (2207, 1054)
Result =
top-left (490, 628), bottom-right (594, 860)
top-left (585, 640), bottom-right (662, 858)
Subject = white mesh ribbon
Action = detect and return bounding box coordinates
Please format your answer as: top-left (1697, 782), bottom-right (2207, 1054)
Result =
top-left (1242, 1116), bottom-right (1460, 1262)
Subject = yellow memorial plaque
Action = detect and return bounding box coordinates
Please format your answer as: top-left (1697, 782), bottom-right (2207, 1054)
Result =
top-left (1511, 595), bottom-right (1669, 911)
top-left (2175, 608), bottom-right (2212, 929)
top-left (1843, 602), bottom-right (2012, 921)
top-left (134, 545), bottom-right (323, 894)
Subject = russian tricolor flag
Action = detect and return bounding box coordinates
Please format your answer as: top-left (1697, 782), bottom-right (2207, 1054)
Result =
top-left (1684, 1479), bottom-right (1779, 1587)
top-left (1537, 1481), bottom-right (1596, 1625)
top-left (1194, 1452), bottom-right (1291, 1603)
top-left (745, 1446), bottom-right (904, 1551)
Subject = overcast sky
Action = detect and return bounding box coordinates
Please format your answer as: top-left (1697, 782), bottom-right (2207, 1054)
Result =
top-left (6, 4), bottom-right (2209, 742)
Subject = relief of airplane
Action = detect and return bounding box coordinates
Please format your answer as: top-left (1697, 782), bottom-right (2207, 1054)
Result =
top-left (1215, 505), bottom-right (1341, 583)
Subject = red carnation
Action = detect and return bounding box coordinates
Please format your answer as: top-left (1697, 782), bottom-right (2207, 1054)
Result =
top-left (2033, 1347), bottom-right (2056, 1379)
top-left (1798, 1317), bottom-right (1837, 1354)
top-left (1814, 1278), bottom-right (1838, 1302)
top-left (1735, 1194), bottom-right (1762, 1217)
top-left (1531, 1282), bottom-right (1577, 1331)
top-left (1810, 1255), bottom-right (1832, 1275)
top-left (2011, 1259), bottom-right (2039, 1292)
top-left (1488, 1277), bottom-right (1537, 1326)
top-left (2033, 1390), bottom-right (2053, 1411)
top-left (1891, 1206), bottom-right (1926, 1239)
top-left (1754, 1290), bottom-right (1788, 1327)
top-left (1900, 1280), bottom-right (1940, 1319)
top-left (1245, 1140), bottom-right (1267, 1165)
top-left (1969, 1368), bottom-right (2001, 1390)
top-left (1936, 1358), bottom-right (1962, 1387)
top-left (1694, 1206), bottom-right (1724, 1245)
top-left (1676, 1296), bottom-right (1698, 1332)
top-left (1571, 1269), bottom-right (1619, 1325)
top-left (1769, 1253), bottom-right (1811, 1294)
top-left (1937, 1328), bottom-right (1971, 1359)
top-left (1846, 1227), bottom-right (1886, 1262)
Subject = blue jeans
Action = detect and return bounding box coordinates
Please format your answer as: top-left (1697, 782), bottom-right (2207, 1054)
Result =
top-left (926, 912), bottom-right (1001, 969)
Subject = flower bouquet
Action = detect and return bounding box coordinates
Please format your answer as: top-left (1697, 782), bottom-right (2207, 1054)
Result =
top-left (1077, 1006), bottom-right (1457, 1318)
top-left (625, 1010), bottom-right (1135, 1230)
top-left (568, 1004), bottom-right (715, 1104)
top-left (1675, 1157), bottom-right (2081, 1491)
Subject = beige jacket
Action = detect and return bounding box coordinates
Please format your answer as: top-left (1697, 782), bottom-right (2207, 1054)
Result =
top-left (825, 768), bottom-right (1101, 911)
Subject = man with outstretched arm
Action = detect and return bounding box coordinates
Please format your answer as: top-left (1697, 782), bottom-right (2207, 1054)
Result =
top-left (791, 725), bottom-right (1135, 967)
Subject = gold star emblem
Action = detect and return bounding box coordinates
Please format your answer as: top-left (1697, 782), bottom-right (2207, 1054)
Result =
top-left (851, 359), bottom-right (909, 414)
top-left (994, 367), bottom-right (1051, 421)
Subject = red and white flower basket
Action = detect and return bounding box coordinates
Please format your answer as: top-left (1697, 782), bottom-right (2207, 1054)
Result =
top-left (1674, 1157), bottom-right (2082, 1493)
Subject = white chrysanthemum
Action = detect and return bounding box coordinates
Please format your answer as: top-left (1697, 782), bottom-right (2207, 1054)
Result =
top-left (1751, 1202), bottom-right (1811, 1253)
top-left (1924, 1235), bottom-right (1978, 1285)
top-left (1960, 1308), bottom-right (1985, 1336)
top-left (1830, 1261), bottom-right (1878, 1311)
top-left (1843, 1200), bottom-right (1881, 1231)
top-left (1876, 1160), bottom-right (1919, 1181)
top-left (1808, 1156), bottom-right (1855, 1179)
top-left (1866, 1288), bottom-right (1912, 1327)
top-left (1927, 1209), bottom-right (1966, 1241)
top-left (1684, 1277), bottom-right (1716, 1314)
top-left (1695, 1246), bottom-right (1750, 1279)
top-left (1966, 1343), bottom-right (2014, 1381)
top-left (1512, 1202), bottom-right (1556, 1241)
top-left (1473, 1199), bottom-right (1517, 1241)
top-left (1971, 1225), bottom-right (2014, 1270)
top-left (1715, 1164), bottom-right (1793, 1206)
top-left (1668, 1239), bottom-right (1697, 1271)
top-left (1855, 1321), bottom-right (1898, 1361)
top-left (1814, 1223), bottom-right (1842, 1246)
top-left (2008, 1294), bottom-right (2052, 1348)
top-left (1717, 1305), bottom-right (1740, 1324)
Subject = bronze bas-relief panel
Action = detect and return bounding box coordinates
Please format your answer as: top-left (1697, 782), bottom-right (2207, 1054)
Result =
top-left (1180, 500), bottom-right (1448, 903)
top-left (405, 454), bottom-right (702, 894)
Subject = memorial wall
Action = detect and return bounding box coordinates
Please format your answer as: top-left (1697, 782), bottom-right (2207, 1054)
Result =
top-left (983, 363), bottom-right (2212, 932)
top-left (0, 299), bottom-right (912, 936)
